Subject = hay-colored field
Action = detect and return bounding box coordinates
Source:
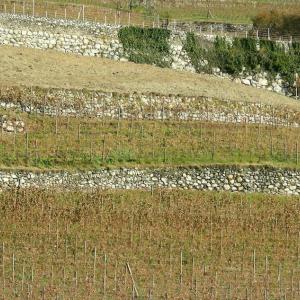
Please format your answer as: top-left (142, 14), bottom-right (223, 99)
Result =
top-left (1, 46), bottom-right (299, 109)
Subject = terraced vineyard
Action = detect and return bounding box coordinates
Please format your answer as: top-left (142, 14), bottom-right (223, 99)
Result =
top-left (1, 110), bottom-right (300, 169)
top-left (0, 4), bottom-right (299, 298)
top-left (0, 189), bottom-right (299, 298)
top-left (33, 0), bottom-right (300, 24)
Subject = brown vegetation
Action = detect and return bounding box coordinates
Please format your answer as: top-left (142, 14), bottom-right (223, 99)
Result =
top-left (0, 189), bottom-right (299, 298)
top-left (253, 10), bottom-right (300, 35)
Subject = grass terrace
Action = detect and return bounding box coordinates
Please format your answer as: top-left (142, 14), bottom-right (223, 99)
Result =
top-left (1, 110), bottom-right (300, 170)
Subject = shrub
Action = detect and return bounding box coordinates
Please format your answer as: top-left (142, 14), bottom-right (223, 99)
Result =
top-left (184, 33), bottom-right (300, 87)
top-left (253, 10), bottom-right (300, 35)
top-left (118, 26), bottom-right (171, 67)
top-left (213, 37), bottom-right (245, 75)
top-left (183, 32), bottom-right (210, 73)
top-left (237, 38), bottom-right (259, 71)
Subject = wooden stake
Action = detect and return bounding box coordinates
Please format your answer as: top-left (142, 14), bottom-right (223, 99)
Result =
top-left (31, 265), bottom-right (34, 283)
top-left (25, 132), bottom-right (29, 158)
top-left (51, 265), bottom-right (54, 287)
top-left (32, 0), bottom-right (35, 17)
top-left (89, 140), bottom-right (92, 162)
top-left (180, 250), bottom-right (183, 288)
top-left (103, 254), bottom-right (107, 297)
top-left (77, 123), bottom-right (81, 142)
top-left (296, 142), bottom-right (299, 164)
top-left (55, 114), bottom-right (58, 135)
top-left (191, 256), bottom-right (194, 290)
top-left (126, 263), bottom-right (139, 297)
top-left (253, 249), bottom-right (256, 282)
top-left (12, 253), bottom-right (15, 285)
top-left (21, 262), bottom-right (25, 291)
top-left (114, 261), bottom-right (118, 293)
top-left (212, 131), bottom-right (216, 160)
top-left (163, 138), bottom-right (166, 163)
top-left (93, 247), bottom-right (97, 285)
top-left (74, 270), bottom-right (78, 292)
top-left (102, 137), bottom-right (105, 162)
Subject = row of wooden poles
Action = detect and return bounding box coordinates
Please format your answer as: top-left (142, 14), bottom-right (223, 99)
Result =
top-left (0, 0), bottom-right (299, 42)
top-left (2, 241), bottom-right (299, 298)
top-left (2, 129), bottom-right (300, 165)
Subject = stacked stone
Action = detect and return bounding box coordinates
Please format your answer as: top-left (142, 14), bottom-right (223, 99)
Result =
top-left (0, 88), bottom-right (297, 126)
top-left (0, 166), bottom-right (299, 195)
top-left (0, 115), bottom-right (25, 132)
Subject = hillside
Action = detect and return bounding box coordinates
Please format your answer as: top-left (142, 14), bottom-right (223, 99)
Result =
top-left (1, 46), bottom-right (299, 109)
top-left (0, 4), bottom-right (300, 297)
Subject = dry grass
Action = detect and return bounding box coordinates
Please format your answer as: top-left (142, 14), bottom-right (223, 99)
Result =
top-left (0, 46), bottom-right (299, 109)
top-left (0, 189), bottom-right (299, 298)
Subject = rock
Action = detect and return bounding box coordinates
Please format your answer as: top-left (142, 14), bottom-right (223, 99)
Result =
top-left (258, 78), bottom-right (268, 87)
top-left (4, 125), bottom-right (14, 132)
top-left (0, 163), bottom-right (296, 194)
top-left (237, 177), bottom-right (243, 183)
top-left (241, 79), bottom-right (251, 86)
top-left (212, 67), bottom-right (220, 74)
top-left (273, 84), bottom-right (283, 94)
top-left (224, 184), bottom-right (231, 191)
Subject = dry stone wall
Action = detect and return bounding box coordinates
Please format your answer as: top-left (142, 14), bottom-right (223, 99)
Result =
top-left (0, 114), bottom-right (25, 132)
top-left (0, 166), bottom-right (300, 195)
top-left (0, 13), bottom-right (293, 97)
top-left (1, 86), bottom-right (300, 127)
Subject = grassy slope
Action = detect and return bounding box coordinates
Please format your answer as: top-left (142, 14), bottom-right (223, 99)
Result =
top-left (0, 189), bottom-right (299, 298)
top-left (0, 46), bottom-right (299, 109)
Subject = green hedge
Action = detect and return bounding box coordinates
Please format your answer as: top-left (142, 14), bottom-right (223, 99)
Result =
top-left (184, 33), bottom-right (300, 86)
top-left (118, 26), bottom-right (171, 68)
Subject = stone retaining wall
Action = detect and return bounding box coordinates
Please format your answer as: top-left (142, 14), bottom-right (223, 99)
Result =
top-left (1, 86), bottom-right (300, 127)
top-left (0, 166), bottom-right (299, 195)
top-left (0, 13), bottom-right (293, 97)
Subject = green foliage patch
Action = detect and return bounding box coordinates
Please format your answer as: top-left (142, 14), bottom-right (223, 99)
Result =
top-left (184, 33), bottom-right (300, 87)
top-left (118, 26), bottom-right (171, 68)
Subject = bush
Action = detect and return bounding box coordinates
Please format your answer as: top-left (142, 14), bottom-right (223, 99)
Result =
top-left (184, 33), bottom-right (210, 73)
top-left (118, 26), bottom-right (171, 67)
top-left (236, 38), bottom-right (259, 71)
top-left (213, 37), bottom-right (245, 75)
top-left (184, 33), bottom-right (300, 86)
top-left (253, 10), bottom-right (300, 35)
